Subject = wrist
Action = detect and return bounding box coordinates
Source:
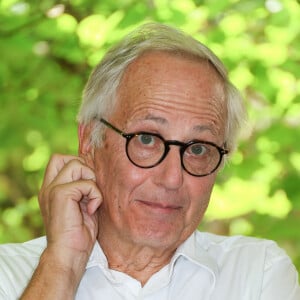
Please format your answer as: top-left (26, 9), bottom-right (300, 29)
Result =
top-left (20, 247), bottom-right (87, 300)
top-left (41, 245), bottom-right (89, 287)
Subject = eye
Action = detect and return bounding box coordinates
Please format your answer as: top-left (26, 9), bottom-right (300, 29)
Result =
top-left (137, 134), bottom-right (155, 146)
top-left (189, 143), bottom-right (207, 156)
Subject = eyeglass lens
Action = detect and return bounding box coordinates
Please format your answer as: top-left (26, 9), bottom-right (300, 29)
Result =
top-left (126, 133), bottom-right (222, 176)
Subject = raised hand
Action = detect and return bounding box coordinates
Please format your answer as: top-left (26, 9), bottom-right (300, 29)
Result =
top-left (39, 154), bottom-right (102, 254)
top-left (21, 154), bottom-right (102, 299)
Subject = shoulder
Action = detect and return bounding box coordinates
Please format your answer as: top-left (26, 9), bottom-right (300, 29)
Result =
top-left (193, 232), bottom-right (300, 299)
top-left (196, 231), bottom-right (282, 253)
top-left (0, 237), bottom-right (46, 299)
top-left (0, 236), bottom-right (46, 257)
top-left (194, 231), bottom-right (293, 272)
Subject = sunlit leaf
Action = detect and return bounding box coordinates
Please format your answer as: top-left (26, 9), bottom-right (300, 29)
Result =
top-left (1, 0), bottom-right (300, 273)
top-left (22, 145), bottom-right (50, 172)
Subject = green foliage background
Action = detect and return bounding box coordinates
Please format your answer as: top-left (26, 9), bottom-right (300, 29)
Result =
top-left (1, 0), bottom-right (299, 274)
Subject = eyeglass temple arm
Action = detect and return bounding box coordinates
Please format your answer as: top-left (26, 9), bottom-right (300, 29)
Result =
top-left (100, 118), bottom-right (124, 136)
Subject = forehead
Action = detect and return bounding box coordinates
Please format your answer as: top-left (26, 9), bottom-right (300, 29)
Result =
top-left (112, 51), bottom-right (226, 132)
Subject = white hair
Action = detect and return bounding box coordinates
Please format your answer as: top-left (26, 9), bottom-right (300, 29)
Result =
top-left (77, 22), bottom-right (247, 152)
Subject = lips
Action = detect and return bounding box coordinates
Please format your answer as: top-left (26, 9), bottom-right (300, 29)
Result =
top-left (136, 200), bottom-right (182, 212)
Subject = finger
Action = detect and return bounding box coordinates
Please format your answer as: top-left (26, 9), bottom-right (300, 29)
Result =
top-left (49, 159), bottom-right (96, 187)
top-left (47, 180), bottom-right (102, 218)
top-left (87, 196), bottom-right (102, 215)
top-left (42, 154), bottom-right (83, 187)
top-left (39, 158), bottom-right (98, 220)
top-left (79, 195), bottom-right (101, 215)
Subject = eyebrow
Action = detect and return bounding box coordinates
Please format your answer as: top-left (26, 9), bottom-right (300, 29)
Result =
top-left (193, 124), bottom-right (217, 136)
top-left (143, 114), bottom-right (168, 124)
top-left (140, 114), bottom-right (217, 136)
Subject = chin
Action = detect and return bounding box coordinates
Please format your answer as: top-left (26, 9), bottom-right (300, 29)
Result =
top-left (129, 222), bottom-right (186, 250)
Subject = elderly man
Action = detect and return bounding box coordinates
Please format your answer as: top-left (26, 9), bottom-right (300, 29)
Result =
top-left (0, 23), bottom-right (299, 300)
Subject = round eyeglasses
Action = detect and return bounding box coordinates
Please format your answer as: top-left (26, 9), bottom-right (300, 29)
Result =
top-left (100, 118), bottom-right (228, 177)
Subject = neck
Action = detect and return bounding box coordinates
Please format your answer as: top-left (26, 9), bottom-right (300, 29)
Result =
top-left (97, 228), bottom-right (176, 286)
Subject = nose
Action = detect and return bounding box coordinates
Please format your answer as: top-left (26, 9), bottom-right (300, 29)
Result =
top-left (154, 146), bottom-right (184, 190)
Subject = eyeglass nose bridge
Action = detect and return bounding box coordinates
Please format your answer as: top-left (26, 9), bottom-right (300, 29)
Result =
top-left (153, 139), bottom-right (189, 170)
top-left (164, 139), bottom-right (189, 156)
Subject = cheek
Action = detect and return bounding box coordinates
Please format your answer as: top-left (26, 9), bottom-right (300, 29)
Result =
top-left (94, 143), bottom-right (147, 202)
top-left (188, 175), bottom-right (216, 215)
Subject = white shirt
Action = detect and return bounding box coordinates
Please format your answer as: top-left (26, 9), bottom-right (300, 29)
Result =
top-left (0, 231), bottom-right (299, 300)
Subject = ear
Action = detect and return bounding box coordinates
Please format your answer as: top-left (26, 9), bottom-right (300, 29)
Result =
top-left (78, 122), bottom-right (95, 169)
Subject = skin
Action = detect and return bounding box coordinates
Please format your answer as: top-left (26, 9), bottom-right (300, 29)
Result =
top-left (81, 52), bottom-right (227, 283)
top-left (21, 51), bottom-right (227, 299)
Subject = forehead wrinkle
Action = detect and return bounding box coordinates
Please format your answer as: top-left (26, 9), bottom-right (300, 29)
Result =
top-left (114, 51), bottom-right (227, 140)
top-left (129, 96), bottom-right (224, 118)
top-left (127, 98), bottom-right (224, 134)
top-left (128, 109), bottom-right (220, 139)
top-left (125, 113), bottom-right (168, 129)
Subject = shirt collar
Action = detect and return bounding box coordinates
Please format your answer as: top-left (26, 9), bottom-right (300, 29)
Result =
top-left (86, 240), bottom-right (108, 269)
top-left (174, 231), bottom-right (219, 278)
top-left (86, 231), bottom-right (219, 281)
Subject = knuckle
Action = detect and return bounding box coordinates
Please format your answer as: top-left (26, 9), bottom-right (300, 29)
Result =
top-left (63, 157), bottom-right (83, 170)
top-left (50, 153), bottom-right (63, 162)
top-left (48, 184), bottom-right (62, 200)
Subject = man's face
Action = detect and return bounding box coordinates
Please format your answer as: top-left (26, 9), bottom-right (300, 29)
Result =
top-left (90, 51), bottom-right (226, 252)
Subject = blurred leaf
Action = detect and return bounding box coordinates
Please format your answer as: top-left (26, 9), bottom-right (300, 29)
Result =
top-left (1, 0), bottom-right (300, 275)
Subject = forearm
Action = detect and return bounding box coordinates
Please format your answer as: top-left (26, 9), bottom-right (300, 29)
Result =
top-left (20, 247), bottom-right (87, 300)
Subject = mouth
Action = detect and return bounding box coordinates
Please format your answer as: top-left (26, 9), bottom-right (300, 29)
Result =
top-left (136, 200), bottom-right (182, 213)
